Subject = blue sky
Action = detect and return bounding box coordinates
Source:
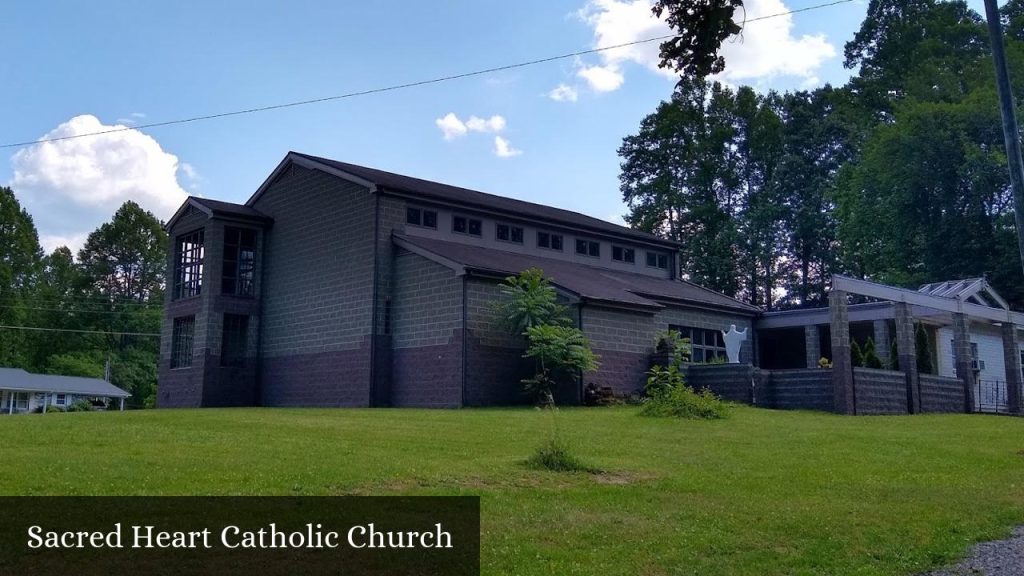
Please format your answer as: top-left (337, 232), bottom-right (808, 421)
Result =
top-left (0, 0), bottom-right (990, 252)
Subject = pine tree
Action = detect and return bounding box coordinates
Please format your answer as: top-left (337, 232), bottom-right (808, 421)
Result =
top-left (915, 323), bottom-right (933, 375)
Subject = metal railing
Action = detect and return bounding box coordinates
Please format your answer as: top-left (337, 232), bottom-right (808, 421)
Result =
top-left (974, 379), bottom-right (1010, 414)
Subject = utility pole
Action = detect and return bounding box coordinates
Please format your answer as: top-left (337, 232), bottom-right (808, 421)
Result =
top-left (985, 0), bottom-right (1024, 275)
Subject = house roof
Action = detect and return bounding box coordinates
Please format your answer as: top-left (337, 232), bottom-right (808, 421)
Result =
top-left (166, 196), bottom-right (271, 230)
top-left (393, 234), bottom-right (759, 314)
top-left (280, 152), bottom-right (678, 249)
top-left (0, 367), bottom-right (130, 398)
top-left (918, 277), bottom-right (1009, 310)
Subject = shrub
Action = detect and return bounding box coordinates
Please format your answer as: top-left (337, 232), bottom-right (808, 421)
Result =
top-left (642, 360), bottom-right (728, 419)
top-left (67, 399), bottom-right (94, 412)
top-left (818, 357), bottom-right (832, 369)
top-left (916, 323), bottom-right (933, 374)
top-left (851, 340), bottom-right (864, 367)
top-left (525, 438), bottom-right (595, 473)
top-left (640, 385), bottom-right (729, 419)
top-left (654, 329), bottom-right (691, 367)
top-left (45, 405), bottom-right (65, 413)
top-left (862, 338), bottom-right (883, 369)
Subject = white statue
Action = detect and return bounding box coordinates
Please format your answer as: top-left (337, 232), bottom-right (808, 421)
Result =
top-left (722, 324), bottom-right (748, 364)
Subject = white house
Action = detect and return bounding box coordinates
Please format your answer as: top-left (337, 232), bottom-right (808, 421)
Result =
top-left (0, 367), bottom-right (131, 414)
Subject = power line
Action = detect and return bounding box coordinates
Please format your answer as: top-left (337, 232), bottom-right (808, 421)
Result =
top-left (0, 0), bottom-right (855, 151)
top-left (0, 324), bottom-right (160, 337)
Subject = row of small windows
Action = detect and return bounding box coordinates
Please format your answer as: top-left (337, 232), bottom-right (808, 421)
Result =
top-left (173, 226), bottom-right (258, 301)
top-left (170, 313), bottom-right (250, 369)
top-left (406, 205), bottom-right (671, 269)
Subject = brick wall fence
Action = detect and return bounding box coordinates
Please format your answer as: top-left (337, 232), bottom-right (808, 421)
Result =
top-left (685, 363), bottom-right (969, 415)
top-left (920, 374), bottom-right (966, 413)
top-left (852, 367), bottom-right (907, 415)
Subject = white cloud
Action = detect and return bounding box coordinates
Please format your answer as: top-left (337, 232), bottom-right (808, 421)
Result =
top-left (39, 232), bottom-right (89, 255)
top-left (9, 114), bottom-right (190, 254)
top-left (548, 83), bottom-right (580, 102)
top-left (436, 113), bottom-right (508, 140)
top-left (569, 0), bottom-right (836, 92)
top-left (493, 136), bottom-right (523, 158)
top-left (577, 64), bottom-right (625, 92)
top-left (465, 115), bottom-right (506, 133)
top-left (435, 112), bottom-right (468, 140)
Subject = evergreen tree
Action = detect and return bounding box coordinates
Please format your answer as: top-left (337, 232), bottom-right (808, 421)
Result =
top-left (915, 323), bottom-right (934, 375)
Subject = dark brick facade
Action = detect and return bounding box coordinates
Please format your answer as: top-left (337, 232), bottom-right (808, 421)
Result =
top-left (158, 156), bottom-right (759, 409)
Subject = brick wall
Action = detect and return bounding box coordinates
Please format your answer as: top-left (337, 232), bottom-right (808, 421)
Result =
top-left (920, 374), bottom-right (966, 413)
top-left (766, 369), bottom-right (834, 411)
top-left (251, 164), bottom-right (377, 406)
top-left (684, 364), bottom-right (755, 403)
top-left (158, 208), bottom-right (212, 408)
top-left (582, 303), bottom-right (756, 398)
top-left (390, 251), bottom-right (463, 407)
top-left (581, 306), bottom-right (656, 397)
top-left (464, 277), bottom-right (532, 405)
top-left (853, 367), bottom-right (907, 415)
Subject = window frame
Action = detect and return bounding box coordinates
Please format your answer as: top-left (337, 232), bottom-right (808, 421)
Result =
top-left (406, 207), bottom-right (438, 229)
top-left (496, 223), bottom-right (524, 244)
top-left (646, 251), bottom-right (669, 270)
top-left (220, 314), bottom-right (249, 368)
top-left (171, 316), bottom-right (196, 369)
top-left (575, 239), bottom-right (600, 258)
top-left (173, 229), bottom-right (205, 300)
top-left (55, 394), bottom-right (66, 406)
top-left (670, 325), bottom-right (728, 364)
top-left (221, 227), bottom-right (257, 298)
top-left (537, 231), bottom-right (564, 251)
top-left (452, 215), bottom-right (482, 237)
top-left (612, 245), bottom-right (635, 264)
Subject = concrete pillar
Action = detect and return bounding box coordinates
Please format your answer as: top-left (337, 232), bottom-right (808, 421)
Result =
top-left (873, 319), bottom-right (891, 364)
top-left (829, 290), bottom-right (855, 414)
top-left (894, 303), bottom-right (920, 413)
top-left (952, 313), bottom-right (975, 413)
top-left (805, 325), bottom-right (821, 369)
top-left (1001, 322), bottom-right (1022, 415)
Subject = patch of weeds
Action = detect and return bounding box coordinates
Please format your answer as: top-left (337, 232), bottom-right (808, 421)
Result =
top-left (525, 438), bottom-right (598, 473)
top-left (640, 384), bottom-right (729, 420)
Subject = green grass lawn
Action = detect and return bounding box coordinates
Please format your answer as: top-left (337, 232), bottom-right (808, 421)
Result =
top-left (1, 406), bottom-right (1022, 575)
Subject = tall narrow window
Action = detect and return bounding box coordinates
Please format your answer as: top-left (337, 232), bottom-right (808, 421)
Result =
top-left (171, 316), bottom-right (196, 369)
top-left (174, 230), bottom-right (205, 299)
top-left (220, 314), bottom-right (249, 367)
top-left (222, 227), bottom-right (257, 296)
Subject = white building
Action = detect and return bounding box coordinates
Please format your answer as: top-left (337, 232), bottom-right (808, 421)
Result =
top-left (0, 367), bottom-right (131, 414)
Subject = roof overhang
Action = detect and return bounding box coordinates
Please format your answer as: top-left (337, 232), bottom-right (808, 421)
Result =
top-left (833, 275), bottom-right (1024, 326)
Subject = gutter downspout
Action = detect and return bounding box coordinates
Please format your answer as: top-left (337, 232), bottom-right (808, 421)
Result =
top-left (578, 300), bottom-right (585, 405)
top-left (462, 275), bottom-right (468, 408)
top-left (369, 193), bottom-right (381, 407)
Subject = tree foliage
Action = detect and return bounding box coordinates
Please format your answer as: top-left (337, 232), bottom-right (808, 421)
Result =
top-left (0, 192), bottom-right (166, 408)
top-left (623, 0), bottom-right (1024, 310)
top-left (651, 0), bottom-right (744, 78)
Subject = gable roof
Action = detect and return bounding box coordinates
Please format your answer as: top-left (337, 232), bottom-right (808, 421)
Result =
top-left (394, 234), bottom-right (759, 314)
top-left (253, 152), bottom-right (678, 249)
top-left (166, 196), bottom-right (271, 230)
top-left (0, 367), bottom-right (130, 397)
top-left (918, 277), bottom-right (1009, 310)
